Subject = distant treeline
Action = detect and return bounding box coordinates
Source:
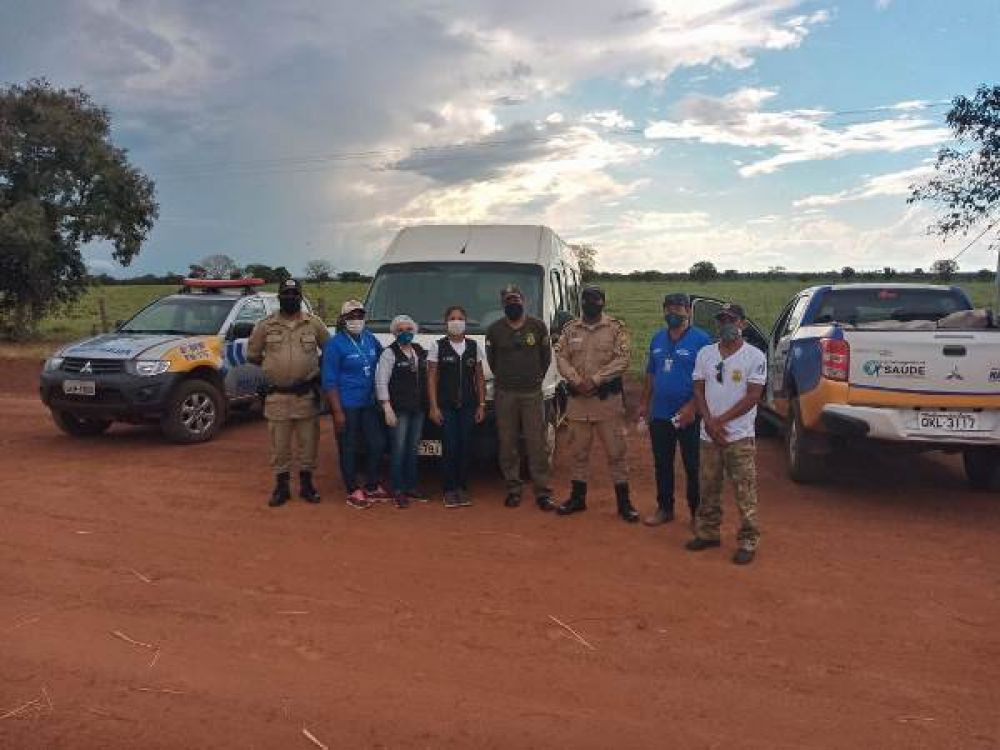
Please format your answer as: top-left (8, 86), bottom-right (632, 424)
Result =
top-left (87, 270), bottom-right (374, 285)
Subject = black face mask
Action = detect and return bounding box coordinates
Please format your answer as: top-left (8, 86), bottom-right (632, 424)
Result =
top-left (582, 301), bottom-right (603, 319)
top-left (279, 296), bottom-right (302, 315)
top-left (504, 303), bottom-right (524, 320)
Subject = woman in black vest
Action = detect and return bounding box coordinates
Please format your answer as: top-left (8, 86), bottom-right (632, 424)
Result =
top-left (428, 306), bottom-right (486, 508)
top-left (375, 314), bottom-right (428, 508)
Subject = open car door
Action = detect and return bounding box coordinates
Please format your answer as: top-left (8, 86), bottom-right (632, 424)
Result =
top-left (690, 296), bottom-right (768, 352)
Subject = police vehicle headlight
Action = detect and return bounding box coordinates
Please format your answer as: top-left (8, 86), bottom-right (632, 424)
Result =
top-left (43, 356), bottom-right (64, 372)
top-left (132, 360), bottom-right (171, 377)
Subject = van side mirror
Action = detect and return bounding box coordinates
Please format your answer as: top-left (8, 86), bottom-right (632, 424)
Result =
top-left (554, 310), bottom-right (575, 335)
top-left (229, 321), bottom-right (256, 340)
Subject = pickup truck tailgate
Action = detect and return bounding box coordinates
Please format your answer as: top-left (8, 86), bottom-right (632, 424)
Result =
top-left (847, 330), bottom-right (1000, 397)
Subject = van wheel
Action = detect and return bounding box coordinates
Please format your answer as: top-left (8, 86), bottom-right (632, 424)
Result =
top-left (786, 400), bottom-right (824, 483)
top-left (161, 380), bottom-right (224, 443)
top-left (963, 447), bottom-right (1000, 490)
top-left (51, 410), bottom-right (111, 437)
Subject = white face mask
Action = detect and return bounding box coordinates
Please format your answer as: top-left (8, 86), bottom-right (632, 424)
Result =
top-left (446, 319), bottom-right (466, 336)
top-left (345, 319), bottom-right (365, 335)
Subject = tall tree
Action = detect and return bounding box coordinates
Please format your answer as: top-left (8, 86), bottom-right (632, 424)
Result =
top-left (569, 243), bottom-right (597, 279)
top-left (0, 79), bottom-right (158, 338)
top-left (931, 258), bottom-right (959, 280)
top-left (689, 260), bottom-right (718, 281)
top-left (304, 259), bottom-right (334, 283)
top-left (199, 253), bottom-right (240, 279)
top-left (910, 84), bottom-right (1000, 254)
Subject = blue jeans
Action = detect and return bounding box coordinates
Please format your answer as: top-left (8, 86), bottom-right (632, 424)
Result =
top-left (389, 409), bottom-right (424, 494)
top-left (337, 405), bottom-right (385, 492)
top-left (441, 404), bottom-right (476, 491)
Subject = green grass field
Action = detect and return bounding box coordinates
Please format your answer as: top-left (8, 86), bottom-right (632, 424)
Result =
top-left (32, 279), bottom-right (997, 372)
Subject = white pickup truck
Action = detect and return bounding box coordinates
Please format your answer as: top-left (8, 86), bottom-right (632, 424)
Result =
top-left (693, 284), bottom-right (1000, 488)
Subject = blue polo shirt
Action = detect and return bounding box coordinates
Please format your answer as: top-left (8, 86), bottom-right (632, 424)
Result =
top-left (646, 325), bottom-right (712, 420)
top-left (321, 330), bottom-right (382, 409)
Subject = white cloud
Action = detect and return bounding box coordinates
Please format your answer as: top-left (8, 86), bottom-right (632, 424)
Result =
top-left (794, 165), bottom-right (935, 207)
top-left (581, 110), bottom-right (636, 130)
top-left (645, 88), bottom-right (950, 176)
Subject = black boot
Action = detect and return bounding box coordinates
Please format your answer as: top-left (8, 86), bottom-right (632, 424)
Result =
top-left (557, 481), bottom-right (587, 515)
top-left (269, 472), bottom-right (291, 507)
top-left (299, 471), bottom-right (321, 503)
top-left (615, 482), bottom-right (639, 523)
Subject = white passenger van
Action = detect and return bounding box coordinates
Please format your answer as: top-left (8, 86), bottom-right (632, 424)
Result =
top-left (363, 224), bottom-right (581, 459)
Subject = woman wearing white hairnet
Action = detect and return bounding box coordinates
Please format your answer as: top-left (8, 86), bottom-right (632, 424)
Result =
top-left (375, 314), bottom-right (429, 508)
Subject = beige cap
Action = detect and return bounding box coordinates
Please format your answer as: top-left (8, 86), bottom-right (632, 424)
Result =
top-left (340, 299), bottom-right (365, 315)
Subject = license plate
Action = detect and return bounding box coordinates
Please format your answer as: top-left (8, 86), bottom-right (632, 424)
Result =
top-left (63, 380), bottom-right (96, 396)
top-left (916, 411), bottom-right (980, 432)
top-left (418, 440), bottom-right (442, 457)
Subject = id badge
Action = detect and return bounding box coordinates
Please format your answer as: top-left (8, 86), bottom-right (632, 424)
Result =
top-left (663, 357), bottom-right (673, 373)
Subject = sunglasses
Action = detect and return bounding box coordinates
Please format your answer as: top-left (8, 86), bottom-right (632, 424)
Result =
top-left (715, 361), bottom-right (725, 384)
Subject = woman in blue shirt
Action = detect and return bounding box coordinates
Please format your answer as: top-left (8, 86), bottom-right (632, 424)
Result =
top-left (322, 299), bottom-right (388, 509)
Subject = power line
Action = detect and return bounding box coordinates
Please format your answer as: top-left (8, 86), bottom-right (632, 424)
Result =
top-left (950, 218), bottom-right (1000, 262)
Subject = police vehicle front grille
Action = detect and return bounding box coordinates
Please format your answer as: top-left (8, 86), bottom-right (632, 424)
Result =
top-left (62, 358), bottom-right (125, 374)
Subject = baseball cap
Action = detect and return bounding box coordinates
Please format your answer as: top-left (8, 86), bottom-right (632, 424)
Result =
top-left (581, 284), bottom-right (606, 301)
top-left (278, 278), bottom-right (303, 295)
top-left (340, 299), bottom-right (365, 316)
top-left (500, 284), bottom-right (524, 302)
top-left (714, 302), bottom-right (746, 321)
top-left (663, 292), bottom-right (691, 307)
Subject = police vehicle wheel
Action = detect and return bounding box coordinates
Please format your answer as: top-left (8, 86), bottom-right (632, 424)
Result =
top-left (51, 410), bottom-right (111, 437)
top-left (963, 447), bottom-right (1000, 490)
top-left (161, 380), bottom-right (224, 443)
top-left (786, 400), bottom-right (824, 483)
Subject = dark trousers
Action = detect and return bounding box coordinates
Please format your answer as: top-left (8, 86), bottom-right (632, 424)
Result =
top-left (337, 405), bottom-right (385, 492)
top-left (650, 418), bottom-right (701, 514)
top-left (389, 409), bottom-right (424, 494)
top-left (441, 403), bottom-right (476, 492)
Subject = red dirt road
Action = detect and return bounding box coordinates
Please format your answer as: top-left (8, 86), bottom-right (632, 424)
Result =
top-left (2, 358), bottom-right (998, 749)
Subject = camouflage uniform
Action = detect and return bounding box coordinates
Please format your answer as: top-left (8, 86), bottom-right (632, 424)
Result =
top-left (695, 438), bottom-right (760, 549)
top-left (247, 312), bottom-right (330, 475)
top-left (556, 314), bottom-right (631, 483)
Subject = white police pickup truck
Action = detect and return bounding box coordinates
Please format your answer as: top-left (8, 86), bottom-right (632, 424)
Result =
top-left (39, 278), bottom-right (302, 443)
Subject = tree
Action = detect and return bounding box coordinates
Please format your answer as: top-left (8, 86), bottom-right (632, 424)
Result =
top-left (569, 243), bottom-right (597, 279)
top-left (723, 269), bottom-right (739, 279)
top-left (931, 258), bottom-right (959, 280)
top-left (910, 84), bottom-right (1000, 252)
top-left (199, 253), bottom-right (240, 279)
top-left (689, 260), bottom-right (718, 281)
top-left (244, 263), bottom-right (277, 282)
top-left (0, 79), bottom-right (158, 338)
top-left (841, 266), bottom-right (857, 280)
top-left (304, 259), bottom-right (334, 283)
top-left (273, 266), bottom-right (292, 284)
top-left (883, 266), bottom-right (897, 279)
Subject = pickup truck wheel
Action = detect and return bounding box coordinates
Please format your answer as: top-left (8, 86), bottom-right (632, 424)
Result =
top-left (51, 410), bottom-right (111, 437)
top-left (161, 380), bottom-right (224, 444)
top-left (963, 447), bottom-right (1000, 490)
top-left (786, 400), bottom-right (825, 483)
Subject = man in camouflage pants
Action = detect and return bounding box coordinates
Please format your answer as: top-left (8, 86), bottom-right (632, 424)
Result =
top-left (685, 303), bottom-right (766, 564)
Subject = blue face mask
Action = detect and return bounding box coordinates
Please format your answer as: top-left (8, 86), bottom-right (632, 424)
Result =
top-left (397, 331), bottom-right (415, 345)
top-left (665, 312), bottom-right (687, 329)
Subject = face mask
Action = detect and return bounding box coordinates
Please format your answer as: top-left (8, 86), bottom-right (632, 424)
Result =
top-left (279, 296), bottom-right (302, 315)
top-left (581, 302), bottom-right (603, 319)
top-left (504, 303), bottom-right (524, 320)
top-left (665, 312), bottom-right (687, 329)
top-left (447, 319), bottom-right (466, 336)
top-left (719, 322), bottom-right (741, 342)
top-left (345, 319), bottom-right (365, 336)
top-left (397, 331), bottom-right (415, 345)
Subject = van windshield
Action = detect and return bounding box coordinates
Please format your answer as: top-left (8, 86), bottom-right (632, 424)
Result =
top-left (365, 262), bottom-right (544, 334)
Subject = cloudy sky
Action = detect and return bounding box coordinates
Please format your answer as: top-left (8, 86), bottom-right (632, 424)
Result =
top-left (2, 0), bottom-right (998, 275)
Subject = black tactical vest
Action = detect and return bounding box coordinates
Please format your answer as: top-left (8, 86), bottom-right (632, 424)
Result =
top-left (388, 341), bottom-right (428, 412)
top-left (436, 337), bottom-right (479, 409)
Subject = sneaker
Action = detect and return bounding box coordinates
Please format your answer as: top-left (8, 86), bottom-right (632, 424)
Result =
top-left (346, 489), bottom-right (373, 509)
top-left (684, 537), bottom-right (721, 551)
top-left (504, 493), bottom-right (521, 508)
top-left (457, 489), bottom-right (473, 507)
top-left (365, 484), bottom-right (391, 501)
top-left (443, 491), bottom-right (462, 509)
top-left (733, 548), bottom-right (756, 565)
top-left (643, 507), bottom-right (674, 526)
top-left (407, 489), bottom-right (430, 503)
top-left (393, 492), bottom-right (410, 509)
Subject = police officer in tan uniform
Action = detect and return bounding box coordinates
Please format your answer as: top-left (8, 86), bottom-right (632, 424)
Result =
top-left (554, 285), bottom-right (640, 522)
top-left (247, 279), bottom-right (330, 507)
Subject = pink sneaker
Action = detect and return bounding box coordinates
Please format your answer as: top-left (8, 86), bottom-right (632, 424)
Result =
top-left (365, 484), bottom-right (391, 501)
top-left (346, 489), bottom-right (373, 510)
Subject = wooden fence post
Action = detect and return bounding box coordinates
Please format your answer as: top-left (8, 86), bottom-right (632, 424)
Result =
top-left (98, 297), bottom-right (109, 333)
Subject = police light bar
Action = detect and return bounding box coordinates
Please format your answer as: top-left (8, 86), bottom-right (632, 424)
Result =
top-left (180, 278), bottom-right (266, 295)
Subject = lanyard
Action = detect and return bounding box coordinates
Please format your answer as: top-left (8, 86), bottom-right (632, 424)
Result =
top-left (347, 334), bottom-right (372, 377)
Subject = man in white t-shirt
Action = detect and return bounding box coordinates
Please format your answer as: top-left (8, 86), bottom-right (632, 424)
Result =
top-left (685, 303), bottom-right (766, 565)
